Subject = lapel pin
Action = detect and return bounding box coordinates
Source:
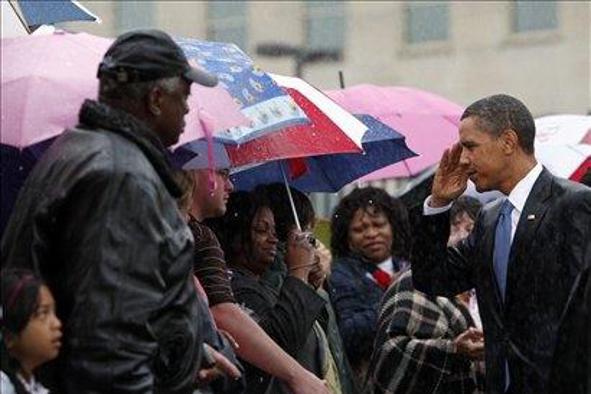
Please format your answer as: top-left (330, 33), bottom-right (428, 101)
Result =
top-left (527, 214), bottom-right (536, 221)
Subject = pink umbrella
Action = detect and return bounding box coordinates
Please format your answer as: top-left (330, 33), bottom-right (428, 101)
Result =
top-left (325, 85), bottom-right (463, 180)
top-left (1, 31), bottom-right (248, 149)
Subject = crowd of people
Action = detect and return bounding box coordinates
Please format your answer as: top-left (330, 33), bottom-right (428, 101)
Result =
top-left (1, 29), bottom-right (590, 394)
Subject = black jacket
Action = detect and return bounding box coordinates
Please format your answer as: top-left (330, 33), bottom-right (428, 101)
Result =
top-left (411, 169), bottom-right (591, 394)
top-left (230, 267), bottom-right (326, 393)
top-left (1, 100), bottom-right (203, 393)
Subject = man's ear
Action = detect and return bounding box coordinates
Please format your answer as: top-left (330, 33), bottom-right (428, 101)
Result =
top-left (502, 129), bottom-right (519, 154)
top-left (147, 85), bottom-right (163, 116)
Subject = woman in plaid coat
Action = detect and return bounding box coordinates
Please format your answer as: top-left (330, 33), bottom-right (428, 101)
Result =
top-left (367, 270), bottom-right (485, 394)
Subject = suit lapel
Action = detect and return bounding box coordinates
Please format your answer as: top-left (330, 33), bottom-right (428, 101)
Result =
top-left (505, 169), bottom-right (554, 308)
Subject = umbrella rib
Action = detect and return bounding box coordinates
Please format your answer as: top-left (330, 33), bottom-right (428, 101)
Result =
top-left (8, 0), bottom-right (31, 33)
top-left (315, 161), bottom-right (341, 192)
top-left (402, 159), bottom-right (414, 178)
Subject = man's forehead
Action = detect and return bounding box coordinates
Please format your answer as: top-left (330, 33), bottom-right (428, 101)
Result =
top-left (459, 119), bottom-right (494, 143)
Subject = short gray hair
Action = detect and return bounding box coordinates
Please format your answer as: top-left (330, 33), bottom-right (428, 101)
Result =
top-left (99, 76), bottom-right (182, 102)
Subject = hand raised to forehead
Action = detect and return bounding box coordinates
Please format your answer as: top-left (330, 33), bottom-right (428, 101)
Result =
top-left (431, 143), bottom-right (470, 207)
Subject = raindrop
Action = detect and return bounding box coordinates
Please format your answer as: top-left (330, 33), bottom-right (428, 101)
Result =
top-left (18, 166), bottom-right (23, 171)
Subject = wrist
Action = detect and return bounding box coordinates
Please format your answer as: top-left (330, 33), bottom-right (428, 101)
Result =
top-left (284, 364), bottom-right (307, 387)
top-left (451, 340), bottom-right (459, 354)
top-left (288, 269), bottom-right (309, 283)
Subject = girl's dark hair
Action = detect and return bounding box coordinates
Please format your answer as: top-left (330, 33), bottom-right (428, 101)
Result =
top-left (330, 187), bottom-right (411, 260)
top-left (1, 268), bottom-right (44, 394)
top-left (257, 183), bottom-right (315, 242)
top-left (450, 195), bottom-right (482, 223)
top-left (205, 191), bottom-right (270, 264)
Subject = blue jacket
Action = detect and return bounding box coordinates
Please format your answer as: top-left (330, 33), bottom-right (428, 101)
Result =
top-left (328, 255), bottom-right (402, 372)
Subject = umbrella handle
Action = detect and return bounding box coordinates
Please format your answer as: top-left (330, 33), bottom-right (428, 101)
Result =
top-left (280, 162), bottom-right (302, 232)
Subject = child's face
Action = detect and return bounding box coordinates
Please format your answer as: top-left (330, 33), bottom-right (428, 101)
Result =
top-left (8, 285), bottom-right (62, 371)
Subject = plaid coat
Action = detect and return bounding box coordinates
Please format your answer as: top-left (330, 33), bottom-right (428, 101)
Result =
top-left (367, 270), bottom-right (483, 394)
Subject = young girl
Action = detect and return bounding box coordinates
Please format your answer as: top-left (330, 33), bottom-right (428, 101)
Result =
top-left (1, 269), bottom-right (62, 394)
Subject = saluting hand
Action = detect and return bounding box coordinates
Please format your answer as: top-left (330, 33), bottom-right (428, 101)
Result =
top-left (431, 143), bottom-right (470, 207)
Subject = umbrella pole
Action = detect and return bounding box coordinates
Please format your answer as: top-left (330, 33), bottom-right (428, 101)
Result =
top-left (338, 70), bottom-right (345, 89)
top-left (279, 162), bottom-right (302, 231)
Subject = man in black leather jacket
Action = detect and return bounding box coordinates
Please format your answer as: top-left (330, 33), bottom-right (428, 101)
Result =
top-left (1, 30), bottom-right (218, 393)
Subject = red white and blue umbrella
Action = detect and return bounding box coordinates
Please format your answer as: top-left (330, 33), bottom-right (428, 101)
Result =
top-left (172, 74), bottom-right (366, 170)
top-left (230, 114), bottom-right (417, 193)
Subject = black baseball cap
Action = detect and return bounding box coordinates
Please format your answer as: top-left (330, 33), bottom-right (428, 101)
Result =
top-left (97, 29), bottom-right (218, 87)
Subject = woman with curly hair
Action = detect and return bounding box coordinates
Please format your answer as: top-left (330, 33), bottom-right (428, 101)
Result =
top-left (206, 191), bottom-right (328, 393)
top-left (328, 186), bottom-right (411, 381)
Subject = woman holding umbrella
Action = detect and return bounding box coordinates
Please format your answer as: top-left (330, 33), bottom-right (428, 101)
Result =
top-left (207, 191), bottom-right (331, 393)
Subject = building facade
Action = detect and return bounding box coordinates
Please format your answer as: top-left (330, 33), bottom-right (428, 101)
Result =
top-left (64, 1), bottom-right (590, 216)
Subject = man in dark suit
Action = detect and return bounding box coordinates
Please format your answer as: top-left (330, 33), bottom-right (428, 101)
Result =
top-left (411, 94), bottom-right (591, 394)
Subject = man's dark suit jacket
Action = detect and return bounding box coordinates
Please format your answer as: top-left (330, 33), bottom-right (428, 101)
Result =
top-left (411, 169), bottom-right (591, 394)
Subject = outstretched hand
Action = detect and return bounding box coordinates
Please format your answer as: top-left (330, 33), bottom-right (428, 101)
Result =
top-left (431, 143), bottom-right (470, 207)
top-left (454, 327), bottom-right (485, 361)
top-left (196, 343), bottom-right (242, 386)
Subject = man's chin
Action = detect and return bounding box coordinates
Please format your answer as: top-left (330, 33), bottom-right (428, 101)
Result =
top-left (163, 134), bottom-right (181, 148)
top-left (473, 181), bottom-right (491, 193)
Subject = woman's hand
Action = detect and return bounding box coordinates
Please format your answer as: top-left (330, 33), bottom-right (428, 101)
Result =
top-left (285, 229), bottom-right (316, 283)
top-left (453, 327), bottom-right (485, 360)
top-left (308, 240), bottom-right (332, 289)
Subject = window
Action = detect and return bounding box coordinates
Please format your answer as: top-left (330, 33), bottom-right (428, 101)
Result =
top-left (513, 1), bottom-right (558, 33)
top-left (405, 2), bottom-right (449, 44)
top-left (116, 1), bottom-right (154, 33)
top-left (306, 1), bottom-right (345, 52)
top-left (207, 1), bottom-right (247, 49)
